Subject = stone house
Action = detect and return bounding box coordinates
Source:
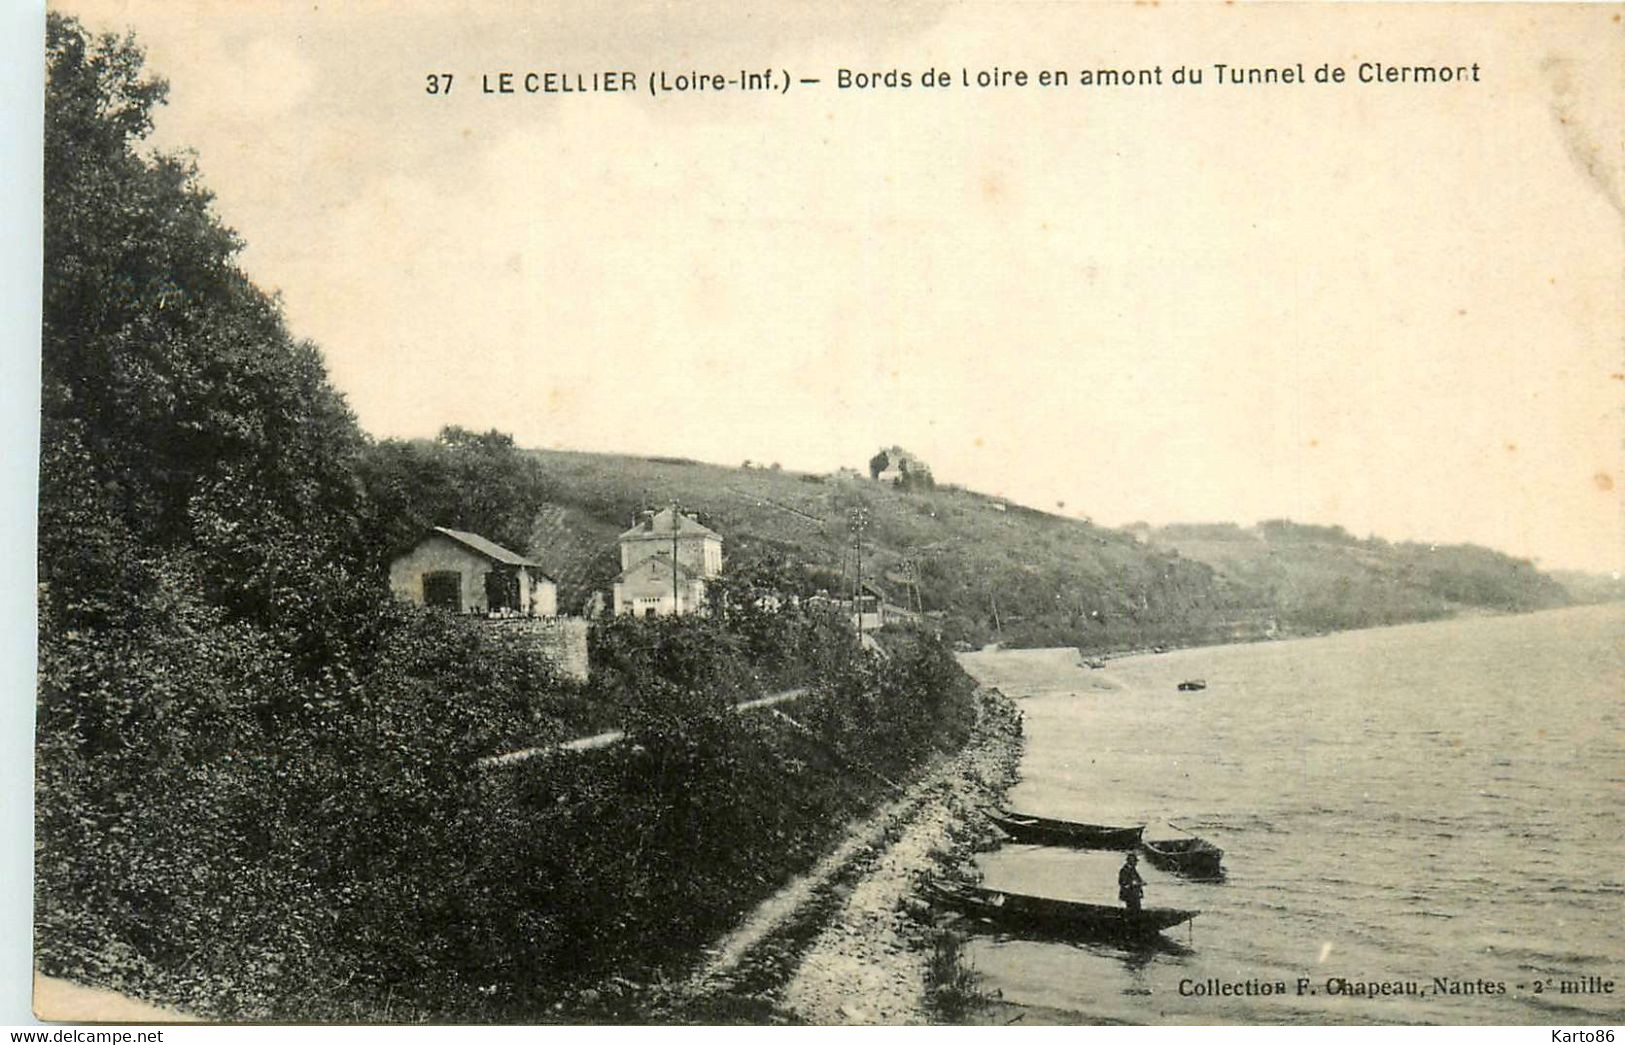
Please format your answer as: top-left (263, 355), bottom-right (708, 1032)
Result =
top-left (389, 527), bottom-right (558, 617)
top-left (868, 446), bottom-right (931, 487)
top-left (612, 507), bottom-right (722, 616)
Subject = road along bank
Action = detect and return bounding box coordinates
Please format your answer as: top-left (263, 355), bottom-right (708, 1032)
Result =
top-left (664, 683), bottom-right (1024, 1023)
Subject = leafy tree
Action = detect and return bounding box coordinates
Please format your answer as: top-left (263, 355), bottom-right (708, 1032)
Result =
top-left (897, 456), bottom-right (935, 491)
top-left (40, 15), bottom-right (402, 1006)
top-left (357, 426), bottom-right (554, 561)
top-left (42, 13), bottom-right (377, 672)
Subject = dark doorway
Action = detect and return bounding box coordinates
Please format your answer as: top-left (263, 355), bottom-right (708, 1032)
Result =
top-left (485, 566), bottom-right (521, 613)
top-left (423, 571), bottom-right (461, 612)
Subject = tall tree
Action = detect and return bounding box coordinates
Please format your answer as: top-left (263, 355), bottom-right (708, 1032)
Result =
top-left (42, 14), bottom-right (379, 670)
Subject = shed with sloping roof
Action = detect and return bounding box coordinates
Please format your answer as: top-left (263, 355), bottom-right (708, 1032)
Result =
top-left (389, 526), bottom-right (558, 617)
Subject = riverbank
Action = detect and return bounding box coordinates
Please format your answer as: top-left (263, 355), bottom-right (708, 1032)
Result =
top-left (778, 685), bottom-right (1022, 1024)
top-left (639, 683), bottom-right (1024, 1024)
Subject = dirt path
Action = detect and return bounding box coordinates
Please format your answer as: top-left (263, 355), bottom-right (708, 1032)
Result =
top-left (688, 780), bottom-right (926, 990)
top-left (777, 775), bottom-right (979, 1024)
top-left (681, 685), bottom-right (1023, 1024)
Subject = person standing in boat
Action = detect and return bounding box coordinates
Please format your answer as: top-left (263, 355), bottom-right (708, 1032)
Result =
top-left (1119, 852), bottom-right (1145, 913)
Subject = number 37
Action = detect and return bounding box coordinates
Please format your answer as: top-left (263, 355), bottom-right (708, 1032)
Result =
top-left (425, 73), bottom-right (454, 95)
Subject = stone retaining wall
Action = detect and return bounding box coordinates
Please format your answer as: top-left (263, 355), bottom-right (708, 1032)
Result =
top-left (485, 616), bottom-right (590, 682)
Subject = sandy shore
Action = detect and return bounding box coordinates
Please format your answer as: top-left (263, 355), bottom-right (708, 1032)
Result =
top-left (957, 645), bottom-right (1125, 695)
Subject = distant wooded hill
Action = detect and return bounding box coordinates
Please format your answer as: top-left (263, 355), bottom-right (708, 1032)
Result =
top-left (396, 445), bottom-right (1586, 651)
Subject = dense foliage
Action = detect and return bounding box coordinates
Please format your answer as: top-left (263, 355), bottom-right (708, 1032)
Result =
top-left (357, 427), bottom-right (556, 560)
top-left (440, 616), bottom-right (974, 1017)
top-left (42, 13), bottom-right (380, 682)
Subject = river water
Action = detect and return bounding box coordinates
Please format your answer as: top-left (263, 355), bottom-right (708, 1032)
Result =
top-left (957, 604), bottom-right (1625, 1024)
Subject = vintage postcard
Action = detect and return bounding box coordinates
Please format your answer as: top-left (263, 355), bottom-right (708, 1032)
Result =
top-left (31, 0), bottom-right (1624, 1029)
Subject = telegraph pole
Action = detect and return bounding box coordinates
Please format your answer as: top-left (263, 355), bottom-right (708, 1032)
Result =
top-left (670, 502), bottom-right (680, 615)
top-left (855, 536), bottom-right (863, 640)
top-left (848, 507), bottom-right (870, 640)
top-left (902, 555), bottom-right (923, 613)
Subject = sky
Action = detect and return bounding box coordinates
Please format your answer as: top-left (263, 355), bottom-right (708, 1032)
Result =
top-left (49, 0), bottom-right (1625, 573)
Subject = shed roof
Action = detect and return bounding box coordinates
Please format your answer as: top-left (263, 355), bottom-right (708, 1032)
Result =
top-left (431, 527), bottom-right (544, 570)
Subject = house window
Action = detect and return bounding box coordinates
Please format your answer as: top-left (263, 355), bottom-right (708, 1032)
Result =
top-left (423, 571), bottom-right (461, 612)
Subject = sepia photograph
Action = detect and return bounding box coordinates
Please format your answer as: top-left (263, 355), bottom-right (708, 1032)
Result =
top-left (23, 0), bottom-right (1625, 1029)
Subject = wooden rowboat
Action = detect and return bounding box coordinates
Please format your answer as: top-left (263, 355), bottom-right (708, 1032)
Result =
top-left (989, 808), bottom-right (1144, 850)
top-left (1141, 836), bottom-right (1225, 879)
top-left (925, 881), bottom-right (1197, 940)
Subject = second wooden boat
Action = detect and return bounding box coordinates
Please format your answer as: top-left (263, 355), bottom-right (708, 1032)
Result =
top-left (1141, 836), bottom-right (1225, 879)
top-left (989, 808), bottom-right (1145, 849)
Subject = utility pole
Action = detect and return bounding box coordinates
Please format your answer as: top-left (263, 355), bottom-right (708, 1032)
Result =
top-left (670, 502), bottom-right (680, 615)
top-left (903, 555), bottom-right (924, 614)
top-left (855, 540), bottom-right (862, 639)
top-left (848, 508), bottom-right (870, 640)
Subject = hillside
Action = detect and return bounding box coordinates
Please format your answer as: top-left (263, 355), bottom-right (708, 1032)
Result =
top-left (1142, 521), bottom-right (1571, 636)
top-left (502, 449), bottom-right (1572, 651)
top-left (1549, 569), bottom-right (1625, 606)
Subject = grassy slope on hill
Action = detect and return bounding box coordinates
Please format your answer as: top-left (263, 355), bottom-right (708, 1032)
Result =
top-left (1144, 522), bottom-right (1572, 635)
top-left (515, 450), bottom-right (1572, 650)
top-left (518, 449), bottom-right (1239, 650)
top-left (1550, 569), bottom-right (1625, 605)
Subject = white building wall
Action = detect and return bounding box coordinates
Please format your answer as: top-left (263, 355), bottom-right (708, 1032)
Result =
top-left (388, 536), bottom-right (493, 613)
top-left (613, 558), bottom-right (707, 616)
top-left (621, 533), bottom-right (722, 577)
top-left (389, 535), bottom-right (556, 616)
top-left (531, 578), bottom-right (558, 617)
